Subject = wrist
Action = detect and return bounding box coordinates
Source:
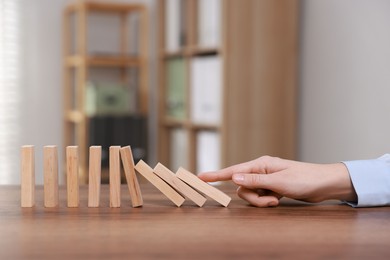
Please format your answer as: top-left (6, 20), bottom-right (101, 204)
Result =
top-left (325, 163), bottom-right (357, 202)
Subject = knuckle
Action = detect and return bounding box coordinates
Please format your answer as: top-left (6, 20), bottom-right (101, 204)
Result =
top-left (257, 155), bottom-right (280, 167)
top-left (247, 174), bottom-right (261, 186)
top-left (260, 155), bottom-right (273, 161)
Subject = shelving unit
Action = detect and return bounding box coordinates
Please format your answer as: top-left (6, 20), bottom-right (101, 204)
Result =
top-left (158, 0), bottom-right (299, 173)
top-left (63, 1), bottom-right (148, 183)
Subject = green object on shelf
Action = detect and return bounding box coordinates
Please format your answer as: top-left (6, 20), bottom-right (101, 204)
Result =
top-left (166, 58), bottom-right (186, 119)
top-left (85, 82), bottom-right (132, 116)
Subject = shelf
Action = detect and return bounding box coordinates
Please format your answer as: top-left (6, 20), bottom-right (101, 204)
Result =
top-left (66, 111), bottom-right (85, 123)
top-left (188, 46), bottom-right (220, 56)
top-left (190, 123), bottom-right (220, 131)
top-left (158, 0), bottom-right (298, 173)
top-left (162, 118), bottom-right (220, 131)
top-left (162, 117), bottom-right (186, 128)
top-left (161, 47), bottom-right (220, 59)
top-left (161, 51), bottom-right (185, 59)
top-left (63, 2), bottom-right (149, 184)
top-left (65, 55), bottom-right (142, 67)
top-left (66, 1), bottom-right (145, 14)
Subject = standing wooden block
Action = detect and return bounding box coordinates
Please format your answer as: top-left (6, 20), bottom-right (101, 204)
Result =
top-left (135, 160), bottom-right (185, 207)
top-left (154, 163), bottom-right (206, 207)
top-left (109, 146), bottom-right (121, 208)
top-left (66, 146), bottom-right (79, 207)
top-left (176, 167), bottom-right (231, 207)
top-left (120, 146), bottom-right (143, 207)
top-left (88, 146), bottom-right (101, 207)
top-left (44, 145), bottom-right (59, 208)
top-left (21, 145), bottom-right (35, 207)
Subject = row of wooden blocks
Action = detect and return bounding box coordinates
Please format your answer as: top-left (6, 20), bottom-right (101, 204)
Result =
top-left (20, 145), bottom-right (231, 208)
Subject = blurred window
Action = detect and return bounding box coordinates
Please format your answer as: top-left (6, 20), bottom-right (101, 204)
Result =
top-left (0, 0), bottom-right (20, 183)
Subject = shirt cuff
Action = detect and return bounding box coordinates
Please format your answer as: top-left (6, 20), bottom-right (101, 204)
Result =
top-left (342, 154), bottom-right (390, 207)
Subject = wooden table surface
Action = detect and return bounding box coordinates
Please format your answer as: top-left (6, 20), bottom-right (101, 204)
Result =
top-left (1, 183), bottom-right (390, 259)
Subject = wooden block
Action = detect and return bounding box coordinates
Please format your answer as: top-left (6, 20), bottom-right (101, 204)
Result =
top-left (120, 146), bottom-right (143, 207)
top-left (135, 160), bottom-right (185, 207)
top-left (21, 145), bottom-right (35, 207)
top-left (66, 146), bottom-right (79, 208)
top-left (109, 146), bottom-right (121, 208)
top-left (88, 146), bottom-right (101, 207)
top-left (176, 167), bottom-right (231, 207)
top-left (154, 163), bottom-right (206, 207)
top-left (44, 145), bottom-right (59, 207)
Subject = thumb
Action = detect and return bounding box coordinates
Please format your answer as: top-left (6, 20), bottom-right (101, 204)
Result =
top-left (232, 173), bottom-right (275, 190)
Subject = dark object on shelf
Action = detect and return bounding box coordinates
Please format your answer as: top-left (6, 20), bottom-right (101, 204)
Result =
top-left (89, 115), bottom-right (147, 167)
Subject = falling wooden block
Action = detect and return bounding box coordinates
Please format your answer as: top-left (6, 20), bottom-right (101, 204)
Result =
top-left (109, 146), bottom-right (121, 208)
top-left (135, 160), bottom-right (185, 207)
top-left (88, 146), bottom-right (101, 207)
top-left (44, 145), bottom-right (59, 208)
top-left (154, 163), bottom-right (206, 207)
top-left (21, 145), bottom-right (35, 207)
top-left (176, 167), bottom-right (231, 207)
top-left (120, 146), bottom-right (143, 207)
top-left (66, 146), bottom-right (79, 208)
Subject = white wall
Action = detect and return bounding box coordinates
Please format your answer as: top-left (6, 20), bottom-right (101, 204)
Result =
top-left (19, 0), bottom-right (157, 184)
top-left (299, 0), bottom-right (390, 163)
top-left (21, 0), bottom-right (69, 184)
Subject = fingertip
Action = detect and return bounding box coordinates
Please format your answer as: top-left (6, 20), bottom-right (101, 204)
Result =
top-left (253, 196), bottom-right (279, 208)
top-left (197, 172), bottom-right (206, 178)
top-left (197, 171), bottom-right (221, 182)
top-left (197, 172), bottom-right (213, 182)
top-left (267, 199), bottom-right (279, 207)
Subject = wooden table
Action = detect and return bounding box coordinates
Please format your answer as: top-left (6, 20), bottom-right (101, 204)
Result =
top-left (1, 183), bottom-right (390, 259)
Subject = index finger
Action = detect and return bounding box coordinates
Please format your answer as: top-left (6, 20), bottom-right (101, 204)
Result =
top-left (198, 160), bottom-right (259, 182)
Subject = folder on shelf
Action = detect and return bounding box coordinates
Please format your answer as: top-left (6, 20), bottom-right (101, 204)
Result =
top-left (190, 56), bottom-right (222, 125)
top-left (166, 58), bottom-right (186, 119)
top-left (170, 128), bottom-right (188, 172)
top-left (165, 0), bottom-right (181, 52)
top-left (196, 131), bottom-right (221, 173)
top-left (85, 82), bottom-right (133, 116)
top-left (198, 0), bottom-right (221, 48)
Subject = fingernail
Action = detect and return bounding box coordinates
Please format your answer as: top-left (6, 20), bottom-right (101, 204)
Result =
top-left (233, 174), bottom-right (244, 182)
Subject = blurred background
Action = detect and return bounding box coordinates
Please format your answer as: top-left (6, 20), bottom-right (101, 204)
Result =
top-left (1, 0), bottom-right (390, 185)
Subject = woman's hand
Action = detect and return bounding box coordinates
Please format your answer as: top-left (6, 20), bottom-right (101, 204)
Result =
top-left (198, 156), bottom-right (357, 207)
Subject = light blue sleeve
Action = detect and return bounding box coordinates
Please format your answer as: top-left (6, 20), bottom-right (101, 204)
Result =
top-left (342, 154), bottom-right (390, 207)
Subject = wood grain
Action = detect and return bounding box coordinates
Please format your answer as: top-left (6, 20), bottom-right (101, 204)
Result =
top-left (88, 146), bottom-right (101, 207)
top-left (43, 146), bottom-right (59, 207)
top-left (7, 185), bottom-right (390, 259)
top-left (66, 146), bottom-right (79, 207)
top-left (109, 146), bottom-right (121, 208)
top-left (176, 167), bottom-right (231, 207)
top-left (119, 146), bottom-right (143, 207)
top-left (154, 163), bottom-right (206, 207)
top-left (21, 145), bottom-right (35, 207)
top-left (135, 160), bottom-right (185, 207)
